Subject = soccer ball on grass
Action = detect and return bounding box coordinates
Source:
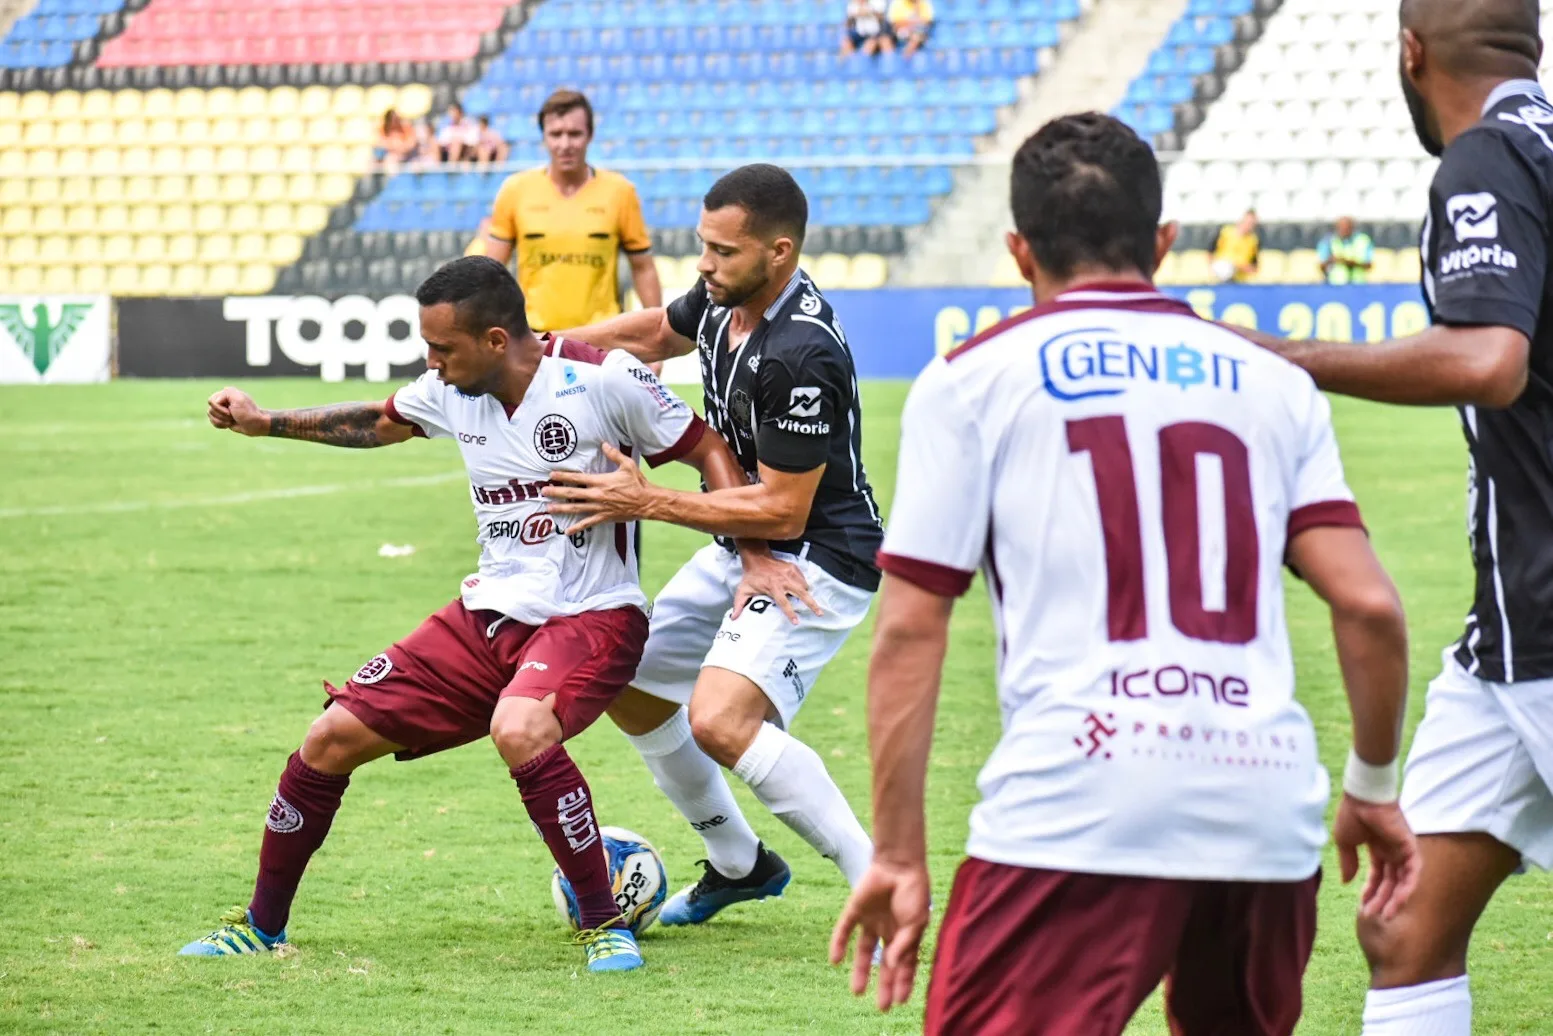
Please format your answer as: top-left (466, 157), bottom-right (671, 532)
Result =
top-left (551, 826), bottom-right (668, 936)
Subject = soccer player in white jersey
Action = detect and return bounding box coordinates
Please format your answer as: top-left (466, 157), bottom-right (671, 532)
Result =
top-left (180, 257), bottom-right (751, 973)
top-left (829, 114), bottom-right (1421, 1034)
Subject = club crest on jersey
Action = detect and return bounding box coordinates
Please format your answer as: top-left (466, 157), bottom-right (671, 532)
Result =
top-left (799, 292), bottom-right (821, 315)
top-left (266, 794), bottom-right (304, 833)
top-left (353, 654), bottom-right (393, 684)
top-left (1039, 327), bottom-right (1245, 402)
top-left (730, 389), bottom-right (754, 438)
top-left (534, 414), bottom-right (578, 462)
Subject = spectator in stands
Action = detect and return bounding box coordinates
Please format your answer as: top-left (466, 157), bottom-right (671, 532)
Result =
top-left (373, 109), bottom-right (417, 170)
top-left (888, 0), bottom-right (934, 57)
top-left (474, 115), bottom-right (509, 165)
top-left (1317, 216), bottom-right (1374, 285)
top-left (478, 89), bottom-right (663, 335)
top-left (841, 0), bottom-right (892, 56)
top-left (412, 115), bottom-right (440, 167)
top-left (438, 102), bottom-right (480, 163)
top-left (1211, 208), bottom-right (1260, 283)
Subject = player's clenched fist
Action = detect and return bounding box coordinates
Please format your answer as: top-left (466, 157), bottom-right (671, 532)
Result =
top-left (207, 387), bottom-right (269, 436)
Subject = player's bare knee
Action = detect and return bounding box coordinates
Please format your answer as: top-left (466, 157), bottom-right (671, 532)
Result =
top-left (688, 700), bottom-right (758, 768)
top-left (300, 707), bottom-right (371, 773)
top-left (1357, 911), bottom-right (1465, 986)
top-left (490, 703), bottom-right (561, 767)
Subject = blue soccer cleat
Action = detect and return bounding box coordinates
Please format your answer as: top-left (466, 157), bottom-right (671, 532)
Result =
top-left (574, 917), bottom-right (644, 973)
top-left (658, 842), bottom-right (791, 926)
top-left (178, 906), bottom-right (286, 956)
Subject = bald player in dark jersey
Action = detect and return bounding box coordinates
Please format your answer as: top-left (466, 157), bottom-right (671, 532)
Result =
top-left (1239, 1), bottom-right (1553, 1031)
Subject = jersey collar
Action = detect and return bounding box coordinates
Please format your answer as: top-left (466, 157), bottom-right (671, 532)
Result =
top-left (761, 269), bottom-right (806, 321)
top-left (1483, 78), bottom-right (1547, 115)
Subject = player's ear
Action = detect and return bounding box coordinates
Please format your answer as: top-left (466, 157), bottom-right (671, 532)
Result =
top-left (1399, 28), bottom-right (1424, 80)
top-left (1005, 231), bottom-right (1037, 287)
top-left (771, 234), bottom-right (797, 267)
top-left (1154, 221), bottom-right (1179, 273)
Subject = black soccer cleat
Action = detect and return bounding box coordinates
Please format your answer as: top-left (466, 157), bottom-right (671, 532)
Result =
top-left (657, 842), bottom-right (792, 925)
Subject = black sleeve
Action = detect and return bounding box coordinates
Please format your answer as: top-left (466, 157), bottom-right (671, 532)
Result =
top-left (754, 336), bottom-right (848, 473)
top-left (665, 279), bottom-right (711, 341)
top-left (1429, 129), bottom-right (1548, 339)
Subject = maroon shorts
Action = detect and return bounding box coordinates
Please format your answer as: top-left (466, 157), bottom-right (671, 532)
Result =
top-left (924, 858), bottom-right (1320, 1036)
top-left (325, 599), bottom-right (649, 760)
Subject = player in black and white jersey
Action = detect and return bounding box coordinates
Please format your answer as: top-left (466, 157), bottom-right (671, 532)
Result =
top-left (1242, 2), bottom-right (1553, 1030)
top-left (547, 164), bottom-right (883, 925)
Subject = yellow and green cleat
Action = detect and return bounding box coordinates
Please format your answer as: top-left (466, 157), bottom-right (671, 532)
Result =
top-left (572, 915), bottom-right (643, 973)
top-left (178, 906), bottom-right (286, 956)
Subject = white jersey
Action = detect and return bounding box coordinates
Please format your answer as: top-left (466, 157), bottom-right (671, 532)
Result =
top-left (386, 335), bottom-right (705, 626)
top-left (879, 282), bottom-right (1366, 882)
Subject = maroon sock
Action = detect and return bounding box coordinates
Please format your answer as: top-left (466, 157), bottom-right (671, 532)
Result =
top-left (247, 751), bottom-right (350, 937)
top-left (511, 744), bottom-right (619, 930)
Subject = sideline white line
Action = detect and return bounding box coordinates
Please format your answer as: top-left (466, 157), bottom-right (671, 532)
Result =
top-left (0, 471), bottom-right (465, 519)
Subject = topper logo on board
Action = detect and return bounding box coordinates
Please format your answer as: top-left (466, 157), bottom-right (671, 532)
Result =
top-left (223, 296), bottom-right (426, 382)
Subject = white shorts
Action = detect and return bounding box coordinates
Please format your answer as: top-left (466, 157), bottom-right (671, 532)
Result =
top-left (1401, 648), bottom-right (1553, 869)
top-left (632, 543), bottom-right (875, 727)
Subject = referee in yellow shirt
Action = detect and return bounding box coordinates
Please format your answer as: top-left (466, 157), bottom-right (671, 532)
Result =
top-left (475, 89), bottom-right (663, 330)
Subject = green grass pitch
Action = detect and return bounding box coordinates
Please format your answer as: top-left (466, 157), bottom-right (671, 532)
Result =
top-left (1, 379), bottom-right (1550, 1034)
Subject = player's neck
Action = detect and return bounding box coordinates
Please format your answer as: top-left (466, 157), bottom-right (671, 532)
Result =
top-left (1031, 267), bottom-right (1153, 306)
top-left (548, 162), bottom-right (592, 194)
top-left (730, 267), bottom-right (799, 336)
top-left (490, 335), bottom-right (545, 411)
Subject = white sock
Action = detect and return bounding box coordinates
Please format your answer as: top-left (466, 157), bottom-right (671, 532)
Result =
top-left (626, 708), bottom-right (761, 879)
top-left (732, 722), bottom-right (873, 886)
top-left (1362, 976), bottom-right (1471, 1035)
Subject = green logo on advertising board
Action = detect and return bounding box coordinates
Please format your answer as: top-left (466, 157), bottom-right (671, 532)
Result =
top-left (0, 301), bottom-right (95, 375)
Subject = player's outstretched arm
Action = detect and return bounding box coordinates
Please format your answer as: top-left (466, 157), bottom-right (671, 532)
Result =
top-left (206, 387), bottom-right (414, 448)
top-left (1288, 525), bottom-right (1418, 921)
top-left (1236, 323), bottom-right (1529, 408)
top-left (559, 308), bottom-right (695, 365)
top-left (830, 574), bottom-right (947, 1012)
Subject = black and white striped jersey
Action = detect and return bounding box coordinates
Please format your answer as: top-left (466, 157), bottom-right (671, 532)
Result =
top-left (1421, 80), bottom-right (1553, 682)
top-left (667, 270), bottom-right (883, 591)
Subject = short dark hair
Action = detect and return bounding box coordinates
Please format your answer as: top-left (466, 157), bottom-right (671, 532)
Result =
top-left (537, 89), bottom-right (594, 135)
top-left (1010, 113), bottom-right (1162, 280)
top-left (416, 256), bottom-right (529, 338)
top-left (703, 163), bottom-right (808, 245)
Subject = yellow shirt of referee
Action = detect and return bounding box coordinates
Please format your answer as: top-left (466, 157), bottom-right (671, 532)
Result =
top-left (479, 90), bottom-right (662, 331)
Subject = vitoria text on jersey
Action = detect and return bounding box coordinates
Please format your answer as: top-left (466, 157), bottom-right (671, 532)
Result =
top-left (879, 283), bottom-right (1366, 882)
top-left (385, 336), bottom-right (705, 625)
top-left (666, 271), bottom-right (883, 591)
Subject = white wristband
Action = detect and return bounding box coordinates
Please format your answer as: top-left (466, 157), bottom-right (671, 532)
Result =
top-left (1343, 748), bottom-right (1399, 804)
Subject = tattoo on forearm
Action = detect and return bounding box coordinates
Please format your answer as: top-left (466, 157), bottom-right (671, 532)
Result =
top-left (267, 403), bottom-right (385, 448)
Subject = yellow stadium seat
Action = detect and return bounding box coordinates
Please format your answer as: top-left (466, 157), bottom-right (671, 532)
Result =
top-left (65, 203), bottom-right (96, 232)
top-left (25, 149), bottom-right (58, 177)
top-left (180, 146), bottom-right (214, 175)
top-left (341, 115), bottom-right (374, 144)
top-left (195, 203), bottom-right (226, 234)
top-left (266, 86), bottom-right (300, 118)
top-left (1281, 249), bottom-right (1321, 284)
top-left (267, 233), bottom-right (303, 265)
top-left (98, 205), bottom-right (130, 234)
top-left (39, 235), bottom-right (70, 266)
top-left (125, 176), bottom-right (156, 205)
top-left (260, 202), bottom-right (293, 233)
top-left (204, 87), bottom-right (237, 118)
top-left (239, 263), bottom-right (277, 295)
top-left (11, 264), bottom-right (44, 293)
top-left (285, 172), bottom-right (317, 202)
top-left (1154, 251), bottom-right (1183, 285)
top-left (1254, 250), bottom-right (1288, 284)
top-left (172, 263), bottom-right (206, 295)
top-left (142, 89), bottom-right (176, 120)
top-left (114, 115), bottom-right (147, 142)
top-left (199, 234), bottom-right (234, 263)
top-left (0, 122), bottom-right (19, 149)
top-left (151, 146), bottom-right (184, 176)
top-left (20, 91), bottom-right (50, 120)
top-left (317, 173), bottom-right (354, 204)
top-left (280, 145), bottom-right (312, 174)
top-left (990, 250), bottom-right (1024, 287)
top-left (294, 203), bottom-right (329, 235)
top-left (0, 178), bottom-right (24, 205)
top-left (397, 84), bottom-right (432, 119)
top-left (88, 146), bottom-right (119, 175)
top-left (112, 91), bottom-right (143, 119)
top-left (0, 92), bottom-right (17, 120)
top-left (43, 266), bottom-right (76, 292)
top-left (1393, 248), bottom-right (1421, 283)
top-left (50, 90), bottom-right (82, 120)
top-left (139, 263), bottom-right (173, 295)
top-left (2, 205), bottom-right (32, 233)
top-left (186, 173), bottom-right (219, 202)
top-left (216, 146), bottom-right (248, 174)
top-left (176, 117), bottom-right (209, 145)
top-left (0, 267), bottom-right (11, 289)
top-left (147, 117), bottom-right (179, 146)
top-left (252, 173), bottom-right (285, 204)
top-left (70, 233), bottom-right (102, 263)
top-left (314, 144), bottom-right (347, 173)
top-left (22, 121), bottom-right (54, 148)
top-left (1173, 249), bottom-right (1215, 283)
top-left (235, 86), bottom-right (269, 118)
top-left (331, 85), bottom-right (365, 117)
top-left (208, 116), bottom-right (242, 145)
top-left (206, 263), bottom-right (240, 295)
top-left (33, 205), bottom-right (66, 235)
top-left (1369, 247), bottom-right (1397, 282)
top-left (122, 147), bottom-right (153, 175)
top-left (848, 253), bottom-right (888, 289)
top-left (154, 175), bottom-right (188, 205)
top-left (7, 235), bottom-right (39, 264)
top-left (54, 121), bottom-right (85, 148)
top-left (215, 173), bottom-right (250, 204)
top-left (29, 177), bottom-right (60, 204)
top-left (107, 263), bottom-right (139, 294)
top-left (344, 144), bottom-right (372, 173)
top-left (174, 88), bottom-right (206, 119)
top-left (60, 175), bottom-right (91, 204)
top-left (298, 85), bottom-right (332, 118)
top-left (103, 234), bottom-right (133, 263)
top-left (271, 116), bottom-right (304, 144)
top-left (167, 233), bottom-right (198, 264)
top-left (234, 232), bottom-right (266, 263)
top-left (58, 148), bottom-right (90, 176)
top-left (134, 234), bottom-right (167, 263)
top-left (83, 119), bottom-right (115, 147)
top-left (162, 204), bottom-right (195, 234)
top-left (363, 85), bottom-right (399, 115)
top-left (652, 255), bottom-right (679, 285)
top-left (92, 176), bottom-right (122, 203)
top-left (80, 90), bottom-right (112, 120)
top-left (812, 253), bottom-right (849, 289)
top-left (126, 199), bottom-right (162, 234)
top-left (0, 148), bottom-right (25, 176)
top-left (75, 264), bottom-right (108, 293)
top-left (240, 115), bottom-right (272, 141)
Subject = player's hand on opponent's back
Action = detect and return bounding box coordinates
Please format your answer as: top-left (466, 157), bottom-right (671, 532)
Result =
top-left (732, 550), bottom-right (824, 626)
top-left (206, 387), bottom-right (269, 437)
top-left (830, 857), bottom-right (932, 1013)
top-left (1333, 793), bottom-right (1421, 922)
